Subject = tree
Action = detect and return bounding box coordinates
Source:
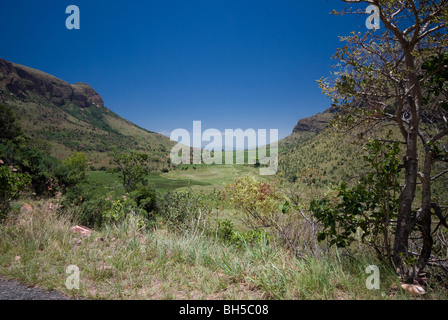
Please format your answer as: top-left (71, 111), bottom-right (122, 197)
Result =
top-left (319, 0), bottom-right (448, 274)
top-left (0, 105), bottom-right (68, 196)
top-left (110, 150), bottom-right (149, 192)
top-left (63, 152), bottom-right (89, 185)
top-left (311, 139), bottom-right (402, 266)
top-left (0, 165), bottom-right (31, 219)
top-left (0, 104), bottom-right (22, 142)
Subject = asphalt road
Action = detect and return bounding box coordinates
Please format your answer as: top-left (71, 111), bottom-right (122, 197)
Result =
top-left (0, 277), bottom-right (70, 300)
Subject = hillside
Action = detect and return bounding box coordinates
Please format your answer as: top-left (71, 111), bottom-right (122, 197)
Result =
top-left (0, 58), bottom-right (175, 169)
top-left (278, 106), bottom-right (448, 206)
top-left (278, 106), bottom-right (338, 151)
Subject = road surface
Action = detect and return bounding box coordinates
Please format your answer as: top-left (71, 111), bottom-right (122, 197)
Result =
top-left (0, 277), bottom-right (71, 300)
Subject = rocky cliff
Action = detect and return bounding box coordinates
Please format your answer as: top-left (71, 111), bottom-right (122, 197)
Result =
top-left (292, 106), bottom-right (339, 134)
top-left (0, 58), bottom-right (104, 108)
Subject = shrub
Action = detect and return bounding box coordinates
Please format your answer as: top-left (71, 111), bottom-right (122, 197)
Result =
top-left (223, 176), bottom-right (284, 229)
top-left (63, 152), bottom-right (89, 186)
top-left (62, 195), bottom-right (111, 228)
top-left (130, 184), bottom-right (158, 215)
top-left (216, 219), bottom-right (270, 248)
top-left (0, 165), bottom-right (31, 220)
top-left (157, 189), bottom-right (211, 234)
top-left (310, 139), bottom-right (402, 262)
top-left (102, 198), bottom-right (147, 229)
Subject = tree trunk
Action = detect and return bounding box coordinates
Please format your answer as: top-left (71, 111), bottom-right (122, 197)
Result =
top-left (417, 149), bottom-right (434, 272)
top-left (393, 129), bottom-right (419, 269)
top-left (393, 48), bottom-right (422, 272)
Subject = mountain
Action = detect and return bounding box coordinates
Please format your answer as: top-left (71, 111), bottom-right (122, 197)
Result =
top-left (279, 106), bottom-right (338, 151)
top-left (0, 58), bottom-right (175, 170)
top-left (292, 106), bottom-right (339, 134)
top-left (0, 59), bottom-right (103, 108)
top-left (277, 105), bottom-right (378, 189)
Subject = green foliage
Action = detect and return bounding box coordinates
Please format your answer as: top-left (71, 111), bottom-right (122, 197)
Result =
top-left (310, 139), bottom-right (401, 256)
top-left (0, 104), bottom-right (22, 142)
top-left (129, 183), bottom-right (158, 214)
top-left (157, 189), bottom-right (211, 233)
top-left (216, 219), bottom-right (270, 248)
top-left (110, 150), bottom-right (149, 192)
top-left (63, 152), bottom-right (89, 185)
top-left (19, 146), bottom-right (68, 195)
top-left (422, 53), bottom-right (448, 111)
top-left (102, 198), bottom-right (147, 228)
top-left (224, 176), bottom-right (284, 229)
top-left (0, 104), bottom-right (68, 196)
top-left (70, 196), bottom-right (111, 228)
top-left (0, 165), bottom-right (31, 219)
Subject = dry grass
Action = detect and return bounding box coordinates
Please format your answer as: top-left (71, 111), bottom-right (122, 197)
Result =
top-left (1, 201), bottom-right (447, 300)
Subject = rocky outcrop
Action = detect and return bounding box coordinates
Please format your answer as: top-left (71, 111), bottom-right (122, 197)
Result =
top-left (0, 58), bottom-right (103, 108)
top-left (72, 83), bottom-right (104, 107)
top-left (292, 107), bottom-right (338, 134)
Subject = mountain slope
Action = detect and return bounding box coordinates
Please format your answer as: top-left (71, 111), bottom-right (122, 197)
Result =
top-left (278, 105), bottom-right (396, 189)
top-left (278, 106), bottom-right (447, 203)
top-left (0, 58), bottom-right (175, 169)
top-left (279, 106), bottom-right (337, 151)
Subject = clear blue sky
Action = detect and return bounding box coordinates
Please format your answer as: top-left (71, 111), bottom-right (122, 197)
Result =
top-left (0, 0), bottom-right (368, 140)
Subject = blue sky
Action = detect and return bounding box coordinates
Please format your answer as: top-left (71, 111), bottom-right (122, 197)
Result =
top-left (0, 0), bottom-right (368, 141)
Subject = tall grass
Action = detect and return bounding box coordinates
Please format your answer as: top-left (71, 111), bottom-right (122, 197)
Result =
top-left (1, 202), bottom-right (446, 300)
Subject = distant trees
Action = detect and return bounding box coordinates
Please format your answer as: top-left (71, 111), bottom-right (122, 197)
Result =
top-left (318, 0), bottom-right (448, 275)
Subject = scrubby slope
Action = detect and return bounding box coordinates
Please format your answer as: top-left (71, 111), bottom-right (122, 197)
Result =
top-left (0, 58), bottom-right (175, 170)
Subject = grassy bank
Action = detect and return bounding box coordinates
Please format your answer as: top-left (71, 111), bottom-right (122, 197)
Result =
top-left (1, 201), bottom-right (447, 300)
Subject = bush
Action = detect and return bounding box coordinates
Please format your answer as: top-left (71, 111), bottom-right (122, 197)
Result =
top-left (157, 189), bottom-right (211, 234)
top-left (310, 139), bottom-right (401, 261)
top-left (102, 198), bottom-right (147, 229)
top-left (130, 184), bottom-right (158, 215)
top-left (63, 152), bottom-right (89, 186)
top-left (62, 192), bottom-right (111, 228)
top-left (216, 219), bottom-right (270, 248)
top-left (223, 176), bottom-right (284, 229)
top-left (0, 165), bottom-right (31, 220)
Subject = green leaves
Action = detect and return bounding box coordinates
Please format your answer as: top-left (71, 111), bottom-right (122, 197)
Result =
top-left (110, 150), bottom-right (149, 192)
top-left (157, 189), bottom-right (210, 233)
top-left (421, 53), bottom-right (448, 108)
top-left (0, 165), bottom-right (31, 219)
top-left (224, 177), bottom-right (284, 229)
top-left (310, 139), bottom-right (401, 251)
top-left (63, 152), bottom-right (89, 185)
top-left (0, 104), bottom-right (23, 142)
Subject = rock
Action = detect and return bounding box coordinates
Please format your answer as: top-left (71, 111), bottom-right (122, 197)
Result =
top-left (401, 283), bottom-right (426, 296)
top-left (72, 83), bottom-right (104, 107)
top-left (71, 226), bottom-right (92, 237)
top-left (292, 107), bottom-right (336, 134)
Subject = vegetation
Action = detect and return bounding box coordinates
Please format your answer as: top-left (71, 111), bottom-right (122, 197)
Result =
top-left (318, 0), bottom-right (448, 276)
top-left (0, 0), bottom-right (447, 301)
top-left (4, 203), bottom-right (438, 300)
